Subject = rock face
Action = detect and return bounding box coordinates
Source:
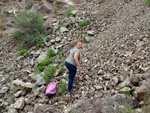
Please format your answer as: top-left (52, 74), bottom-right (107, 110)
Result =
top-left (0, 0), bottom-right (150, 113)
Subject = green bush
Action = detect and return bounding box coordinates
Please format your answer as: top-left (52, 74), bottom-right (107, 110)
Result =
top-left (59, 20), bottom-right (65, 26)
top-left (56, 81), bottom-right (67, 96)
top-left (43, 65), bottom-right (57, 84)
top-left (39, 57), bottom-right (52, 66)
top-left (57, 50), bottom-right (63, 56)
top-left (12, 88), bottom-right (17, 93)
top-left (78, 18), bottom-right (90, 29)
top-left (65, 75), bottom-right (69, 81)
top-left (47, 49), bottom-right (57, 57)
top-left (35, 65), bottom-right (45, 73)
top-left (21, 86), bottom-right (25, 91)
top-left (146, 0), bottom-right (150, 4)
top-left (15, 49), bottom-right (29, 57)
top-left (65, 9), bottom-right (75, 17)
top-left (12, 10), bottom-right (47, 49)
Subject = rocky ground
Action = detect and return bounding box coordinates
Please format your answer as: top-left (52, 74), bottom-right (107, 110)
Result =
top-left (0, 0), bottom-right (150, 113)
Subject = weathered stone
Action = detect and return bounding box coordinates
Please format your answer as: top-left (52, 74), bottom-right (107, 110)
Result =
top-left (112, 76), bottom-right (119, 84)
top-left (34, 104), bottom-right (56, 113)
top-left (0, 87), bottom-right (8, 94)
top-left (130, 74), bottom-right (139, 85)
top-left (87, 30), bottom-right (95, 36)
top-left (136, 85), bottom-right (148, 101)
top-left (13, 79), bottom-right (34, 88)
top-left (14, 90), bottom-right (22, 97)
top-left (119, 77), bottom-right (130, 88)
top-left (55, 37), bottom-right (61, 42)
top-left (94, 85), bottom-right (103, 90)
top-left (60, 27), bottom-right (69, 33)
top-left (8, 104), bottom-right (18, 113)
top-left (28, 73), bottom-right (41, 81)
top-left (36, 52), bottom-right (47, 63)
top-left (14, 97), bottom-right (25, 109)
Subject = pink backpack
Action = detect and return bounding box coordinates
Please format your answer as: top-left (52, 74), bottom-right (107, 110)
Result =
top-left (45, 82), bottom-right (56, 95)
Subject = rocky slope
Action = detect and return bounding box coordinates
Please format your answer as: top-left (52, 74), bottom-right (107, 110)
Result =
top-left (0, 0), bottom-right (150, 113)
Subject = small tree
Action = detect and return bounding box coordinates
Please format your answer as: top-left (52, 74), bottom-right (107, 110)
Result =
top-left (12, 10), bottom-right (48, 49)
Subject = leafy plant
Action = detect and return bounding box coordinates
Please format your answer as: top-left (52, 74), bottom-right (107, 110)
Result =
top-left (12, 10), bottom-right (47, 49)
top-left (56, 81), bottom-right (67, 96)
top-left (15, 49), bottom-right (29, 57)
top-left (146, 0), bottom-right (150, 4)
top-left (141, 91), bottom-right (150, 113)
top-left (115, 105), bottom-right (136, 113)
top-left (123, 87), bottom-right (132, 97)
top-left (47, 49), bottom-right (56, 57)
top-left (43, 65), bottom-right (57, 84)
top-left (21, 86), bottom-right (25, 91)
top-left (65, 9), bottom-right (76, 17)
top-left (35, 65), bottom-right (45, 73)
top-left (57, 50), bottom-right (63, 56)
top-left (65, 75), bottom-right (69, 81)
top-left (78, 18), bottom-right (90, 29)
top-left (12, 88), bottom-right (17, 93)
top-left (59, 20), bottom-right (65, 26)
top-left (141, 0), bottom-right (150, 12)
top-left (39, 57), bottom-right (52, 66)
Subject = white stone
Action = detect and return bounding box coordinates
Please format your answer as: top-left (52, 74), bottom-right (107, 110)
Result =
top-left (14, 97), bottom-right (25, 109)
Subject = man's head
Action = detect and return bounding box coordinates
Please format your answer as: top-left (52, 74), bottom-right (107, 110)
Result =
top-left (75, 40), bottom-right (82, 49)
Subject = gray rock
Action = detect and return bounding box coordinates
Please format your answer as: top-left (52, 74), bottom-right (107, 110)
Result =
top-left (60, 27), bottom-right (69, 33)
top-left (112, 76), bottom-right (119, 84)
top-left (0, 87), bottom-right (8, 94)
top-left (136, 85), bottom-right (148, 101)
top-left (34, 104), bottom-right (56, 113)
top-left (28, 73), bottom-right (41, 82)
top-left (87, 30), bottom-right (95, 36)
top-left (55, 37), bottom-right (61, 43)
top-left (14, 91), bottom-right (22, 97)
top-left (13, 79), bottom-right (34, 88)
top-left (35, 77), bottom-right (46, 85)
top-left (119, 77), bottom-right (130, 88)
top-left (14, 97), bottom-right (25, 109)
top-left (8, 104), bottom-right (18, 113)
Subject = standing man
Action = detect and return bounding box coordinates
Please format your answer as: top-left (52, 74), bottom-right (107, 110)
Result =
top-left (65, 40), bottom-right (82, 94)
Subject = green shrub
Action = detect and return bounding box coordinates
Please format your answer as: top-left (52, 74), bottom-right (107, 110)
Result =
top-left (15, 49), bottom-right (29, 57)
top-left (47, 49), bottom-right (56, 57)
top-left (56, 81), bottom-right (67, 96)
top-left (115, 105), bottom-right (135, 113)
top-left (78, 18), bottom-right (90, 29)
top-left (65, 9), bottom-right (75, 17)
top-left (39, 57), bottom-right (52, 66)
top-left (65, 75), bottom-right (69, 81)
top-left (12, 88), bottom-right (17, 93)
top-left (57, 50), bottom-right (63, 56)
top-left (59, 20), bottom-right (65, 26)
top-left (123, 87), bottom-right (132, 97)
top-left (13, 10), bottom-right (47, 49)
top-left (12, 31), bottom-right (22, 39)
top-left (35, 65), bottom-right (45, 73)
top-left (58, 67), bottom-right (65, 75)
top-left (21, 86), bottom-right (25, 91)
top-left (43, 65), bottom-right (56, 84)
top-left (146, 0), bottom-right (150, 4)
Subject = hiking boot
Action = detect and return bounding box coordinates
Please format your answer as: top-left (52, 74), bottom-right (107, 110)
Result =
top-left (68, 90), bottom-right (74, 94)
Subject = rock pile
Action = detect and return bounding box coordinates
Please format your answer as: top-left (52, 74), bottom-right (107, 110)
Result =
top-left (0, 0), bottom-right (150, 113)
